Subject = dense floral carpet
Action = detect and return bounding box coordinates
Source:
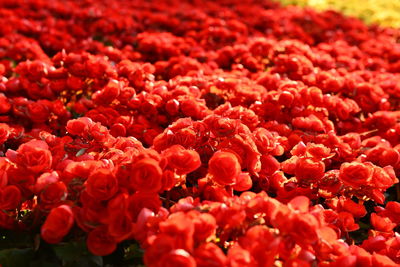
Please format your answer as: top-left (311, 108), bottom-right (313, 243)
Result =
top-left (0, 0), bottom-right (400, 266)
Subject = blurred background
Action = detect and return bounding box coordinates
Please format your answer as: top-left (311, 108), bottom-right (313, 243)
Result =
top-left (278, 0), bottom-right (400, 28)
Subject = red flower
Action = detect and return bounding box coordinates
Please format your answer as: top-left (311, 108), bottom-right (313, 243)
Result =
top-left (260, 155), bottom-right (280, 176)
top-left (160, 249), bottom-right (196, 267)
top-left (228, 244), bottom-right (256, 267)
top-left (208, 151), bottom-right (241, 186)
top-left (338, 211), bottom-right (360, 232)
top-left (372, 253), bottom-right (398, 267)
top-left (87, 225), bottom-right (117, 256)
top-left (371, 166), bottom-right (398, 190)
top-left (370, 213), bottom-right (396, 232)
top-left (159, 212), bottom-right (195, 251)
top-left (92, 79), bottom-right (121, 105)
top-left (41, 205), bottom-right (74, 244)
top-left (27, 101), bottom-right (50, 123)
top-left (295, 157), bottom-right (325, 184)
top-left (144, 234), bottom-right (176, 266)
top-left (127, 192), bottom-right (161, 221)
top-left (194, 243), bottom-right (227, 267)
top-left (128, 158), bottom-right (163, 193)
top-left (40, 181), bottom-right (67, 207)
top-left (12, 139), bottom-right (52, 174)
top-left (189, 211), bottom-right (217, 243)
top-left (160, 170), bottom-right (177, 191)
top-left (163, 145), bottom-right (201, 175)
top-left (108, 211), bottom-right (134, 242)
top-left (339, 162), bottom-right (373, 188)
top-left (289, 213), bottom-right (320, 244)
top-left (0, 185), bottom-right (21, 210)
top-left (205, 116), bottom-right (237, 137)
top-left (66, 117), bottom-right (93, 136)
top-left (86, 168), bottom-right (118, 201)
top-left (0, 123), bottom-right (10, 145)
top-left (338, 197), bottom-right (367, 218)
top-left (0, 93), bottom-right (11, 114)
top-left (233, 172), bottom-right (253, 191)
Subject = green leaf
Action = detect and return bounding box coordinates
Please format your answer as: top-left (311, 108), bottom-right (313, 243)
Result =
top-left (0, 230), bottom-right (34, 250)
top-left (88, 255), bottom-right (103, 266)
top-left (53, 241), bottom-right (103, 267)
top-left (54, 241), bottom-right (86, 262)
top-left (123, 243), bottom-right (144, 261)
top-left (76, 148), bottom-right (87, 157)
top-left (0, 248), bottom-right (35, 267)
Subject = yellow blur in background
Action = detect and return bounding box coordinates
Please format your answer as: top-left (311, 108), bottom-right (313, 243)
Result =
top-left (278, 0), bottom-right (400, 28)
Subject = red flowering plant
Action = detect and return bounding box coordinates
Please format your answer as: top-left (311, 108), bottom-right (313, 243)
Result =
top-left (1, 0), bottom-right (400, 266)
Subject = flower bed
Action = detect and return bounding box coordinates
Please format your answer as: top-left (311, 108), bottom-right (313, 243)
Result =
top-left (0, 0), bottom-right (400, 266)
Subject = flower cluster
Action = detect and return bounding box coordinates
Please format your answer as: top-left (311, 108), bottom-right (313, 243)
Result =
top-left (0, 0), bottom-right (400, 266)
top-left (142, 194), bottom-right (400, 267)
